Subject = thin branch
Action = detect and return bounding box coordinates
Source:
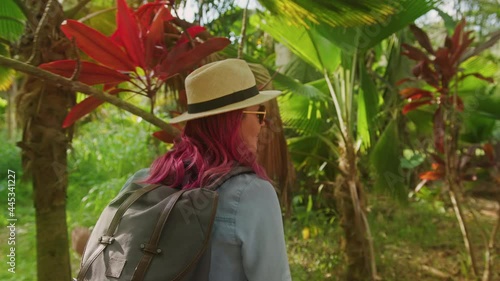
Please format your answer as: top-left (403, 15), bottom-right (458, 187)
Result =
top-left (172, 18), bottom-right (212, 41)
top-left (237, 0), bottom-right (250, 59)
top-left (460, 30), bottom-right (500, 63)
top-left (172, 5), bottom-right (195, 48)
top-left (0, 55), bottom-right (181, 137)
top-left (69, 38), bottom-right (81, 81)
top-left (78, 7), bottom-right (116, 23)
top-left (26, 0), bottom-right (55, 65)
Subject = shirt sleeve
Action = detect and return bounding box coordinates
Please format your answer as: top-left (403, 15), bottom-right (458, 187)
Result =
top-left (235, 178), bottom-right (292, 281)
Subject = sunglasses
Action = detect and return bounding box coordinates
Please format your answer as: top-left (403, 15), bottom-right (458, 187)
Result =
top-left (242, 105), bottom-right (267, 124)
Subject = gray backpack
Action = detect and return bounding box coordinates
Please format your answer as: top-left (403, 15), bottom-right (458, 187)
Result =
top-left (76, 166), bottom-right (252, 281)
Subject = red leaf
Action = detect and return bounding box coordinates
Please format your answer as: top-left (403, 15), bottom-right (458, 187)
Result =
top-left (39, 60), bottom-right (130, 85)
top-left (152, 130), bottom-right (177, 143)
top-left (412, 61), bottom-right (423, 77)
top-left (431, 162), bottom-right (443, 171)
top-left (61, 20), bottom-right (136, 71)
top-left (451, 31), bottom-right (474, 64)
top-left (402, 44), bottom-right (430, 61)
top-left (62, 88), bottom-right (123, 128)
top-left (177, 26), bottom-right (207, 45)
top-left (445, 96), bottom-right (464, 111)
top-left (451, 19), bottom-right (466, 52)
top-left (419, 171), bottom-right (444, 181)
top-left (396, 78), bottom-right (414, 86)
top-left (144, 6), bottom-right (170, 68)
top-left (420, 62), bottom-right (440, 88)
top-left (63, 97), bottom-right (104, 128)
top-left (433, 107), bottom-right (445, 153)
top-left (178, 90), bottom-right (187, 107)
top-left (444, 36), bottom-right (453, 52)
top-left (136, 2), bottom-right (173, 33)
top-left (161, 37), bottom-right (230, 78)
top-left (116, 0), bottom-right (145, 67)
top-left (399, 87), bottom-right (433, 100)
top-left (433, 48), bottom-right (454, 85)
top-left (409, 24), bottom-right (434, 54)
top-left (402, 100), bottom-right (432, 115)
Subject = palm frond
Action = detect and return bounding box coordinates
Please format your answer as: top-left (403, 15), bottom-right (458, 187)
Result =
top-left (279, 90), bottom-right (331, 136)
top-left (256, 0), bottom-right (401, 28)
top-left (316, 0), bottom-right (439, 51)
top-left (369, 119), bottom-right (407, 201)
top-left (221, 44), bottom-right (327, 99)
top-left (256, 14), bottom-right (341, 72)
top-left (0, 0), bottom-right (25, 42)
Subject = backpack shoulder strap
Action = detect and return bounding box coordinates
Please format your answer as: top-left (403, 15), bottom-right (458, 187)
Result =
top-left (77, 183), bottom-right (162, 281)
top-left (206, 166), bottom-right (255, 191)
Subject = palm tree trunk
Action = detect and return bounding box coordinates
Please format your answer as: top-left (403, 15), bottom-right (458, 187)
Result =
top-left (335, 134), bottom-right (376, 281)
top-left (15, 1), bottom-right (73, 280)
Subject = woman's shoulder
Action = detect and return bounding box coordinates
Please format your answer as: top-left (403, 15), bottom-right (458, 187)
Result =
top-left (217, 172), bottom-right (278, 209)
top-left (220, 172), bottom-right (274, 192)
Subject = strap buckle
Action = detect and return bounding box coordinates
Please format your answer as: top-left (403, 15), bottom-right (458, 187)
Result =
top-left (99, 236), bottom-right (115, 245)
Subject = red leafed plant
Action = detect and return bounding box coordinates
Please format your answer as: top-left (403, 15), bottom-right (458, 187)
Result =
top-left (399, 20), bottom-right (499, 279)
top-left (39, 0), bottom-right (230, 137)
top-left (398, 19), bottom-right (494, 182)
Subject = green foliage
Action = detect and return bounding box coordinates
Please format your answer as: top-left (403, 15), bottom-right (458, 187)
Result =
top-left (257, 0), bottom-right (405, 28)
top-left (0, 43), bottom-right (14, 91)
top-left (256, 14), bottom-right (341, 72)
top-left (66, 104), bottom-right (168, 227)
top-left (369, 120), bottom-right (406, 201)
top-left (0, 0), bottom-right (25, 42)
top-left (316, 0), bottom-right (439, 52)
top-left (0, 131), bottom-right (24, 193)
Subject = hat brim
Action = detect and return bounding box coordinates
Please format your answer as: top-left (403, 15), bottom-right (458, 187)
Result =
top-left (168, 90), bottom-right (281, 124)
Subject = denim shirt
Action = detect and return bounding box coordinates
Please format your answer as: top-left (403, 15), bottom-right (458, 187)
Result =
top-left (210, 172), bottom-right (291, 281)
top-left (121, 169), bottom-right (292, 281)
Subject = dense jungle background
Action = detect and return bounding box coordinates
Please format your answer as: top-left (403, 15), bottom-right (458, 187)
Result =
top-left (0, 0), bottom-right (499, 280)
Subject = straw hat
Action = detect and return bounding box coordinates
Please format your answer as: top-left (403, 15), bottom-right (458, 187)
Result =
top-left (169, 59), bottom-right (281, 123)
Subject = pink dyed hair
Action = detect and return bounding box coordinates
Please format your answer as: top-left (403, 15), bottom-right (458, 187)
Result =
top-left (144, 109), bottom-right (269, 189)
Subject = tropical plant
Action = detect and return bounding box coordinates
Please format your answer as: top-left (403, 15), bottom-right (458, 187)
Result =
top-left (39, 0), bottom-right (230, 142)
top-left (257, 0), bottom-right (438, 279)
top-left (398, 19), bottom-right (500, 280)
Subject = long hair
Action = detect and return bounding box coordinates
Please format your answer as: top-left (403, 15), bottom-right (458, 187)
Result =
top-left (144, 109), bottom-right (269, 189)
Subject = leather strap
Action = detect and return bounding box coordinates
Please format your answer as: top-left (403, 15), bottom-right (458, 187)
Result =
top-left (132, 189), bottom-right (187, 281)
top-left (77, 184), bottom-right (161, 281)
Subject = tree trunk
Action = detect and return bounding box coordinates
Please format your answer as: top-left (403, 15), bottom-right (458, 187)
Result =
top-left (335, 135), bottom-right (376, 281)
top-left (15, 1), bottom-right (73, 280)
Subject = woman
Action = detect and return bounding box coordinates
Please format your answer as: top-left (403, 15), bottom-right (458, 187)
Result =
top-left (144, 58), bottom-right (291, 281)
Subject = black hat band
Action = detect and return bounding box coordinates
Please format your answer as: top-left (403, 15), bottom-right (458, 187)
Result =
top-left (187, 85), bottom-right (259, 114)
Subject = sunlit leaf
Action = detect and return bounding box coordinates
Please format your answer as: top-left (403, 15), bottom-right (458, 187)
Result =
top-left (62, 88), bottom-right (124, 128)
top-left (369, 120), bottom-right (406, 201)
top-left (39, 60), bottom-right (130, 85)
top-left (115, 0), bottom-right (145, 67)
top-left (0, 0), bottom-right (25, 42)
top-left (61, 19), bottom-right (136, 71)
